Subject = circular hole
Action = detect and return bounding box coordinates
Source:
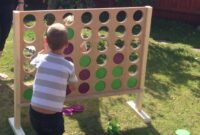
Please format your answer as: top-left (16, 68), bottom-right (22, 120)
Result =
top-left (23, 60), bottom-right (35, 73)
top-left (63, 13), bottom-right (74, 26)
top-left (65, 57), bottom-right (73, 62)
top-left (131, 38), bottom-right (141, 49)
top-left (133, 10), bottom-right (143, 21)
top-left (23, 14), bottom-right (36, 27)
top-left (99, 11), bottom-right (109, 23)
top-left (128, 64), bottom-right (137, 75)
top-left (96, 54), bottom-right (107, 66)
top-left (80, 55), bottom-right (91, 67)
top-left (97, 39), bottom-right (108, 52)
top-left (79, 83), bottom-right (90, 94)
top-left (23, 88), bottom-right (33, 100)
top-left (115, 25), bottom-right (125, 37)
top-left (64, 42), bottom-right (73, 55)
top-left (66, 85), bottom-right (72, 95)
top-left (80, 41), bottom-right (92, 54)
top-left (24, 74), bottom-right (35, 85)
top-left (67, 27), bottom-right (74, 40)
top-left (112, 66), bottom-right (123, 77)
top-left (96, 67), bottom-right (107, 79)
top-left (113, 53), bottom-right (124, 64)
top-left (129, 52), bottom-right (139, 62)
top-left (23, 46), bottom-right (36, 58)
top-left (98, 26), bottom-right (109, 38)
top-left (127, 77), bottom-right (137, 88)
top-left (24, 30), bottom-right (36, 43)
top-left (117, 11), bottom-right (127, 22)
top-left (82, 12), bottom-right (92, 24)
top-left (95, 81), bottom-right (106, 92)
top-left (132, 24), bottom-right (141, 35)
top-left (81, 27), bottom-right (92, 40)
top-left (111, 79), bottom-right (121, 90)
top-left (115, 39), bottom-right (125, 50)
top-left (44, 13), bottom-right (55, 26)
top-left (79, 69), bottom-right (90, 80)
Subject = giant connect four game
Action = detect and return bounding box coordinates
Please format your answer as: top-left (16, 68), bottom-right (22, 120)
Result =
top-left (9, 6), bottom-right (152, 134)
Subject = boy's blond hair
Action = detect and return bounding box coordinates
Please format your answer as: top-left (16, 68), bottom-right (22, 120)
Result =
top-left (46, 23), bottom-right (68, 51)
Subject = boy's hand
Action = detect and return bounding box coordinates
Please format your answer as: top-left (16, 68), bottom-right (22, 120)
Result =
top-left (30, 49), bottom-right (45, 61)
top-left (68, 83), bottom-right (76, 91)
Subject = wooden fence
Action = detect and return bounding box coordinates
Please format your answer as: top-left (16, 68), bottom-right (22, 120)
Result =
top-left (153, 0), bottom-right (200, 25)
top-left (24, 0), bottom-right (200, 25)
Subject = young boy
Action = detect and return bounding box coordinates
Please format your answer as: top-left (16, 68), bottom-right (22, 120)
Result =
top-left (29, 23), bottom-right (78, 135)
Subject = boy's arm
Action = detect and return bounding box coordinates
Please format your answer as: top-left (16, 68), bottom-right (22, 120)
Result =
top-left (68, 68), bottom-right (78, 91)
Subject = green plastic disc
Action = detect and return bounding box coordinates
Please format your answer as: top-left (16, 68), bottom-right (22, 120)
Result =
top-left (111, 79), bottom-right (121, 90)
top-left (79, 55), bottom-right (91, 67)
top-left (95, 81), bottom-right (105, 92)
top-left (112, 66), bottom-right (123, 77)
top-left (127, 77), bottom-right (137, 88)
top-left (23, 88), bottom-right (33, 100)
top-left (176, 129), bottom-right (190, 135)
top-left (96, 68), bottom-right (107, 79)
top-left (67, 27), bottom-right (74, 40)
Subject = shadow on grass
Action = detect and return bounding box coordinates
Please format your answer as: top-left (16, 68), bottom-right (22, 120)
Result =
top-left (0, 79), bottom-right (15, 135)
top-left (146, 42), bottom-right (200, 99)
top-left (68, 99), bottom-right (106, 135)
top-left (120, 124), bottom-right (160, 135)
top-left (151, 18), bottom-right (200, 49)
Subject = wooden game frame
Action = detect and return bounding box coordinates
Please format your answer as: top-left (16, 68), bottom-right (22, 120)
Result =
top-left (9, 6), bottom-right (152, 135)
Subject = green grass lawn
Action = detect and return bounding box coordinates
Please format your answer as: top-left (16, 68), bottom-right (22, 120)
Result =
top-left (0, 18), bottom-right (200, 135)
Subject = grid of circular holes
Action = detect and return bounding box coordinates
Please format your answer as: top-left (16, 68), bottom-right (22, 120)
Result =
top-left (128, 64), bottom-right (137, 75)
top-left (23, 30), bottom-right (36, 43)
top-left (115, 39), bottom-right (125, 51)
top-left (81, 27), bottom-right (92, 40)
top-left (80, 41), bottom-right (92, 54)
top-left (23, 46), bottom-right (36, 58)
top-left (133, 10), bottom-right (143, 21)
top-left (132, 24), bottom-right (142, 35)
top-left (97, 39), bottom-right (108, 52)
top-left (129, 52), bottom-right (139, 63)
top-left (98, 26), bottom-right (109, 38)
top-left (117, 11), bottom-right (127, 22)
top-left (23, 14), bottom-right (36, 28)
top-left (63, 13), bottom-right (74, 26)
top-left (82, 12), bottom-right (92, 24)
top-left (115, 25), bottom-right (125, 37)
top-left (131, 38), bottom-right (141, 49)
top-left (44, 13), bottom-right (55, 26)
top-left (99, 11), bottom-right (109, 23)
top-left (96, 54), bottom-right (107, 66)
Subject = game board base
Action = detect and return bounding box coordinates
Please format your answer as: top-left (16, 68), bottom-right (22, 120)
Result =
top-left (127, 101), bottom-right (151, 123)
top-left (8, 117), bottom-right (25, 135)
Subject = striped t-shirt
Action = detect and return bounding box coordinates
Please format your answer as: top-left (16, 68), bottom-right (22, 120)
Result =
top-left (30, 52), bottom-right (78, 112)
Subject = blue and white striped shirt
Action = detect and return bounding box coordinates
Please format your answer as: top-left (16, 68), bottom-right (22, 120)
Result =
top-left (30, 52), bottom-right (78, 112)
